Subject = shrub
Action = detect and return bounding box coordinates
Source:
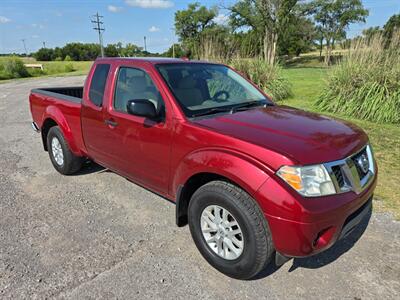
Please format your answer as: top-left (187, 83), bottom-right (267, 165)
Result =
top-left (64, 55), bottom-right (72, 61)
top-left (2, 57), bottom-right (30, 78)
top-left (28, 68), bottom-right (45, 77)
top-left (54, 57), bottom-right (63, 61)
top-left (64, 63), bottom-right (75, 72)
top-left (315, 31), bottom-right (400, 123)
top-left (229, 59), bottom-right (292, 101)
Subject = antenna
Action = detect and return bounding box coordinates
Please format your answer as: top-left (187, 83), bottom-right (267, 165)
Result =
top-left (91, 12), bottom-right (105, 57)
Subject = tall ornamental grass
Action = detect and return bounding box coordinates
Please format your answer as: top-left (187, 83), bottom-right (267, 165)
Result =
top-left (315, 32), bottom-right (400, 124)
top-left (230, 59), bottom-right (292, 101)
top-left (195, 36), bottom-right (292, 101)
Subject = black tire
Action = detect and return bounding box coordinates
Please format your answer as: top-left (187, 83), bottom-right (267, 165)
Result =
top-left (46, 126), bottom-right (83, 175)
top-left (188, 180), bottom-right (274, 279)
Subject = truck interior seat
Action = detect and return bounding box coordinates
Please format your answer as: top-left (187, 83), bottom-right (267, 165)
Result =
top-left (115, 75), bottom-right (161, 113)
top-left (175, 76), bottom-right (204, 107)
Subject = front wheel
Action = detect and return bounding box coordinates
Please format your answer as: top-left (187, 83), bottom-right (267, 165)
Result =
top-left (188, 181), bottom-right (274, 279)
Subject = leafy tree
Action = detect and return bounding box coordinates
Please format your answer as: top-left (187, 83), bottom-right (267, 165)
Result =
top-left (307, 0), bottom-right (368, 64)
top-left (230, 0), bottom-right (298, 64)
top-left (315, 25), bottom-right (324, 57)
top-left (163, 43), bottom-right (185, 58)
top-left (119, 43), bottom-right (143, 57)
top-left (53, 47), bottom-right (64, 60)
top-left (278, 15), bottom-right (316, 56)
top-left (104, 44), bottom-right (119, 57)
top-left (383, 14), bottom-right (400, 47)
top-left (174, 2), bottom-right (218, 58)
top-left (34, 48), bottom-right (54, 61)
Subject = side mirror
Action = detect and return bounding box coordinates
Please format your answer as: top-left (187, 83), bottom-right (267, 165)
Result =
top-left (127, 99), bottom-right (157, 119)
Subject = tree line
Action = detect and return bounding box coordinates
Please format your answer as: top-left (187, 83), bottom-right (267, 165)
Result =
top-left (31, 1), bottom-right (399, 66)
top-left (172, 0), bottom-right (371, 65)
top-left (34, 42), bottom-right (155, 61)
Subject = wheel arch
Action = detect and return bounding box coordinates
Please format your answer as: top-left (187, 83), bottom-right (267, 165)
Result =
top-left (41, 118), bottom-right (58, 151)
top-left (40, 105), bottom-right (81, 155)
top-left (174, 149), bottom-right (271, 227)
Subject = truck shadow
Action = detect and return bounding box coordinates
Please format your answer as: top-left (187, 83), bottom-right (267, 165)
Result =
top-left (75, 161), bottom-right (108, 175)
top-left (253, 207), bottom-right (372, 280)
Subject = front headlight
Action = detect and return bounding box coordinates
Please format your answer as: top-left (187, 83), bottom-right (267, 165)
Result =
top-left (276, 164), bottom-right (336, 197)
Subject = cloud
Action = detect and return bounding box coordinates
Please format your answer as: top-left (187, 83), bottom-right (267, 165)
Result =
top-left (108, 5), bottom-right (123, 13)
top-left (125, 0), bottom-right (174, 9)
top-left (149, 25), bottom-right (160, 32)
top-left (0, 16), bottom-right (11, 24)
top-left (31, 23), bottom-right (45, 29)
top-left (213, 14), bottom-right (228, 25)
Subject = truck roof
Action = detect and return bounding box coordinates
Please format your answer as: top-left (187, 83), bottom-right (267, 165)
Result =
top-left (95, 57), bottom-right (219, 65)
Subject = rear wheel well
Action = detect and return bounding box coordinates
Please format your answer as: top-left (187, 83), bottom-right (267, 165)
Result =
top-left (176, 173), bottom-right (233, 227)
top-left (41, 118), bottom-right (58, 151)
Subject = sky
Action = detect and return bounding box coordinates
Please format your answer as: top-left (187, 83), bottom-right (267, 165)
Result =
top-left (0, 0), bottom-right (399, 54)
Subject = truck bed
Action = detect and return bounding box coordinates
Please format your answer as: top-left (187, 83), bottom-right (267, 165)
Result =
top-left (30, 86), bottom-right (83, 103)
top-left (29, 86), bottom-right (86, 156)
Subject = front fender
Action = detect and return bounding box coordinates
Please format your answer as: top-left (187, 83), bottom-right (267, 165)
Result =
top-left (42, 105), bottom-right (81, 155)
top-left (172, 148), bottom-right (271, 199)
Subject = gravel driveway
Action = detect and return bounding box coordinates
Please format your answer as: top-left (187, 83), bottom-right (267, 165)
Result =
top-left (0, 76), bottom-right (399, 299)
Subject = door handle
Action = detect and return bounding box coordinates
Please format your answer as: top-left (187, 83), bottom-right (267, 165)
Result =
top-left (105, 119), bottom-right (118, 127)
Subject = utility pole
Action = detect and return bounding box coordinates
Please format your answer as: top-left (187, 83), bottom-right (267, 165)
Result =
top-left (144, 36), bottom-right (147, 52)
top-left (91, 12), bottom-right (105, 57)
top-left (172, 43), bottom-right (175, 58)
top-left (42, 41), bottom-right (46, 48)
top-left (21, 39), bottom-right (27, 55)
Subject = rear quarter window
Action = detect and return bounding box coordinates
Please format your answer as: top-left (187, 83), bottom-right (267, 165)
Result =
top-left (89, 64), bottom-right (110, 107)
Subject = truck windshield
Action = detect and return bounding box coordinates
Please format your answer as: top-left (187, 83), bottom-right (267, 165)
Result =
top-left (156, 63), bottom-right (271, 117)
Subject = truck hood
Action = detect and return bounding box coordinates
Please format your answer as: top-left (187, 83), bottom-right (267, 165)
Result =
top-left (193, 106), bottom-right (368, 165)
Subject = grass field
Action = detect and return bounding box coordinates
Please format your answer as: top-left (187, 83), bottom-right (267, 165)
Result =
top-left (281, 67), bottom-right (400, 219)
top-left (0, 57), bottom-right (92, 80)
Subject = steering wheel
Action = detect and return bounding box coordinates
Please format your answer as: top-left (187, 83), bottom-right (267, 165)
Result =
top-left (212, 91), bottom-right (230, 102)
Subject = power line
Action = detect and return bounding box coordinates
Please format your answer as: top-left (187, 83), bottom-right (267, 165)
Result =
top-left (91, 12), bottom-right (105, 57)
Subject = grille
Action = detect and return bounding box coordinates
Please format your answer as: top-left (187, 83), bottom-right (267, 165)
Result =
top-left (325, 145), bottom-right (375, 195)
top-left (331, 165), bottom-right (345, 188)
top-left (351, 148), bottom-right (369, 179)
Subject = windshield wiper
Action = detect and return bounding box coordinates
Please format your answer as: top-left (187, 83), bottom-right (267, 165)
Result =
top-left (191, 100), bottom-right (273, 118)
top-left (230, 100), bottom-right (272, 113)
top-left (191, 107), bottom-right (233, 118)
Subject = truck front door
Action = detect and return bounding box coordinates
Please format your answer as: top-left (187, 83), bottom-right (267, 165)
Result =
top-left (100, 63), bottom-right (172, 195)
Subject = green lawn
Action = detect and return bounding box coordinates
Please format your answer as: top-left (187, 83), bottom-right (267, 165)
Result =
top-left (281, 67), bottom-right (400, 219)
top-left (38, 61), bottom-right (93, 76)
top-left (0, 57), bottom-right (92, 80)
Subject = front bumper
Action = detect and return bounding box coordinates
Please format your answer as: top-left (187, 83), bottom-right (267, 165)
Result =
top-left (256, 172), bottom-right (377, 257)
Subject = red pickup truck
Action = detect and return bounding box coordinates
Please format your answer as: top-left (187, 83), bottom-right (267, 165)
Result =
top-left (29, 58), bottom-right (377, 279)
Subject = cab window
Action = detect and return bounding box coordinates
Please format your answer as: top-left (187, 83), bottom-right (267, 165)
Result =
top-left (114, 67), bottom-right (164, 114)
top-left (88, 64), bottom-right (110, 107)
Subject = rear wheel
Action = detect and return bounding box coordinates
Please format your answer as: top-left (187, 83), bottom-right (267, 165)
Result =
top-left (188, 180), bottom-right (274, 279)
top-left (47, 126), bottom-right (83, 175)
